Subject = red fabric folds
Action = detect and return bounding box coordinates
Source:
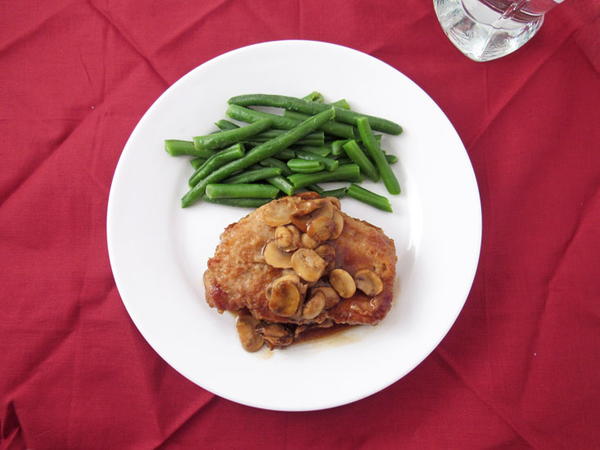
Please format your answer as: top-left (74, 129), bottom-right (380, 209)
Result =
top-left (1, 1), bottom-right (599, 449)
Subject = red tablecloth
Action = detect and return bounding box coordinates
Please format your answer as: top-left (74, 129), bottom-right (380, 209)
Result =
top-left (2, 1), bottom-right (599, 449)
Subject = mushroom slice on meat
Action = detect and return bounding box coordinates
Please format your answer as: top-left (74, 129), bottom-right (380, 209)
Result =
top-left (329, 269), bottom-right (356, 298)
top-left (291, 248), bottom-right (327, 282)
top-left (236, 312), bottom-right (264, 352)
top-left (263, 241), bottom-right (293, 268)
top-left (354, 269), bottom-right (384, 296)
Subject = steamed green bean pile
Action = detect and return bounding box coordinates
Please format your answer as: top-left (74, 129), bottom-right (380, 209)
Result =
top-left (165, 92), bottom-right (403, 212)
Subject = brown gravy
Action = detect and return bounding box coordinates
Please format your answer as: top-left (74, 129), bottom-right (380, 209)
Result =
top-left (294, 324), bottom-right (355, 343)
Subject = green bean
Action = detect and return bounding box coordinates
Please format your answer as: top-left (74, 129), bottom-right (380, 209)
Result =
top-left (355, 133), bottom-right (382, 145)
top-left (332, 99), bottom-right (350, 109)
top-left (205, 183), bottom-right (279, 199)
top-left (224, 167), bottom-right (282, 184)
top-left (342, 140), bottom-right (379, 181)
top-left (267, 176), bottom-right (295, 196)
top-left (287, 164), bottom-right (361, 189)
top-left (165, 140), bottom-right (215, 158)
top-left (229, 94), bottom-right (402, 135)
top-left (336, 157), bottom-right (352, 165)
top-left (227, 104), bottom-right (300, 130)
top-left (282, 110), bottom-right (355, 139)
top-left (202, 196), bottom-right (271, 208)
top-left (305, 183), bottom-right (347, 198)
top-left (307, 184), bottom-right (324, 194)
top-left (356, 117), bottom-right (401, 195)
top-left (259, 157), bottom-right (292, 176)
top-left (188, 143), bottom-right (245, 187)
top-left (302, 91), bottom-right (324, 102)
top-left (193, 118), bottom-right (271, 152)
top-left (272, 148), bottom-right (295, 161)
top-left (347, 183), bottom-right (392, 212)
top-left (385, 153), bottom-right (398, 164)
top-left (331, 140), bottom-right (348, 156)
top-left (321, 186), bottom-right (348, 198)
top-left (293, 145), bottom-right (331, 157)
top-left (181, 107), bottom-right (335, 207)
top-left (229, 104), bottom-right (354, 139)
top-left (287, 159), bottom-right (325, 173)
top-left (215, 119), bottom-right (239, 131)
top-left (295, 150), bottom-right (338, 172)
top-left (190, 157), bottom-right (207, 170)
top-left (249, 129), bottom-right (324, 146)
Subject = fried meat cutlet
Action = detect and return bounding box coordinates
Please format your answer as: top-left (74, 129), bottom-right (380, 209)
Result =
top-left (204, 193), bottom-right (397, 351)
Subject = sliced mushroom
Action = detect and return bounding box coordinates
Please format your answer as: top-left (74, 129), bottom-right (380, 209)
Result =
top-left (295, 199), bottom-right (323, 216)
top-left (312, 199), bottom-right (334, 220)
top-left (273, 271), bottom-right (308, 296)
top-left (331, 211), bottom-right (344, 239)
top-left (258, 323), bottom-right (294, 348)
top-left (296, 191), bottom-right (321, 201)
top-left (291, 214), bottom-right (311, 232)
top-left (306, 201), bottom-right (335, 242)
top-left (307, 215), bottom-right (335, 242)
top-left (354, 269), bottom-right (384, 296)
top-left (263, 241), bottom-right (292, 268)
top-left (329, 269), bottom-right (356, 298)
top-left (302, 291), bottom-right (326, 319)
top-left (262, 199), bottom-right (297, 227)
top-left (311, 286), bottom-right (341, 309)
top-left (275, 225), bottom-right (300, 252)
top-left (325, 196), bottom-right (341, 210)
top-left (294, 199), bottom-right (333, 234)
top-left (266, 273), bottom-right (300, 298)
top-left (291, 248), bottom-right (327, 282)
top-left (267, 276), bottom-right (302, 317)
top-left (236, 312), bottom-right (264, 352)
top-left (315, 244), bottom-right (336, 272)
top-left (301, 233), bottom-right (318, 249)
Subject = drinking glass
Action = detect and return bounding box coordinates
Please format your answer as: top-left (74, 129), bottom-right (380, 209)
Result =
top-left (434, 0), bottom-right (565, 61)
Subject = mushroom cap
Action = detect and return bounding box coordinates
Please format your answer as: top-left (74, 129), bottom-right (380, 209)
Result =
top-left (262, 198), bottom-right (298, 227)
top-left (324, 196), bottom-right (341, 210)
top-left (302, 291), bottom-right (326, 319)
top-left (315, 244), bottom-right (336, 272)
top-left (329, 269), bottom-right (356, 298)
top-left (354, 269), bottom-right (384, 296)
top-left (275, 225), bottom-right (300, 252)
top-left (267, 276), bottom-right (302, 317)
top-left (307, 215), bottom-right (335, 242)
top-left (258, 323), bottom-right (294, 348)
top-left (300, 233), bottom-right (318, 249)
top-left (331, 211), bottom-right (344, 239)
top-left (236, 313), bottom-right (264, 352)
top-left (311, 285), bottom-right (341, 309)
top-left (291, 248), bottom-right (327, 282)
top-left (263, 241), bottom-right (293, 268)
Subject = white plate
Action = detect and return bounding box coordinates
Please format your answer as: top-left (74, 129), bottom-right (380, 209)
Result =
top-left (107, 40), bottom-right (481, 411)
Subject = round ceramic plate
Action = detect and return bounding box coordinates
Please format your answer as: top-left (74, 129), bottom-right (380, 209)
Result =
top-left (107, 40), bottom-right (481, 411)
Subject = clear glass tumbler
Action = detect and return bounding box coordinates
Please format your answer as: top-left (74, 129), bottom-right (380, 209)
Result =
top-left (433, 0), bottom-right (565, 61)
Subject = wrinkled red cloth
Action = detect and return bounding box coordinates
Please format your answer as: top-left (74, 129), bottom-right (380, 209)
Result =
top-left (1, 1), bottom-right (599, 449)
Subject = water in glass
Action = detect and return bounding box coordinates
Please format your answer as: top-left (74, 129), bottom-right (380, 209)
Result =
top-left (434, 0), bottom-right (564, 61)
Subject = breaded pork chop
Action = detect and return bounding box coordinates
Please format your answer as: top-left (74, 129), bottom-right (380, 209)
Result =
top-left (204, 194), bottom-right (397, 350)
